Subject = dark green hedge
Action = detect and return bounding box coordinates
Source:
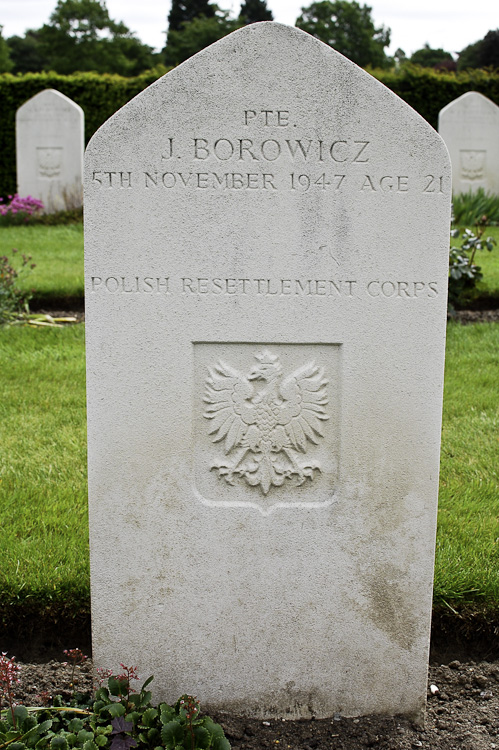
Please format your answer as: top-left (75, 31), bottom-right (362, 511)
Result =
top-left (0, 66), bottom-right (170, 199)
top-left (2, 64), bottom-right (499, 200)
top-left (371, 64), bottom-right (499, 131)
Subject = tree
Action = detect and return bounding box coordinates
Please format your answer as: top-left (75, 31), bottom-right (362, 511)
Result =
top-left (410, 43), bottom-right (454, 69)
top-left (295, 0), bottom-right (390, 68)
top-left (392, 47), bottom-right (406, 67)
top-left (458, 29), bottom-right (499, 70)
top-left (7, 31), bottom-right (45, 73)
top-left (478, 30), bottom-right (499, 68)
top-left (0, 26), bottom-right (13, 73)
top-left (239, 0), bottom-right (273, 24)
top-left (167, 0), bottom-right (216, 33)
top-left (36, 0), bottom-right (159, 75)
top-left (457, 40), bottom-right (481, 70)
top-left (165, 9), bottom-right (240, 66)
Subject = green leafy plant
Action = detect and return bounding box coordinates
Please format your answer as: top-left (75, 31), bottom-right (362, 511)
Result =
top-left (62, 650), bottom-right (89, 700)
top-left (0, 655), bottom-right (231, 750)
top-left (452, 188), bottom-right (499, 227)
top-left (448, 223), bottom-right (496, 309)
top-left (0, 249), bottom-right (35, 324)
top-left (0, 654), bottom-right (21, 728)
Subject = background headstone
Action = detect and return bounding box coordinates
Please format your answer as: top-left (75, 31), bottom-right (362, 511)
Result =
top-left (438, 91), bottom-right (499, 196)
top-left (85, 23), bottom-right (451, 722)
top-left (16, 89), bottom-right (84, 212)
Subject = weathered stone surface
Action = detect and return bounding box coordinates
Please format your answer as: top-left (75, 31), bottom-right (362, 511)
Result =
top-left (84, 23), bottom-right (451, 722)
top-left (16, 89), bottom-right (84, 212)
top-left (438, 91), bottom-right (499, 195)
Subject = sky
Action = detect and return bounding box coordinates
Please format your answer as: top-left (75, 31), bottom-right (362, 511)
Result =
top-left (2, 0), bottom-right (498, 58)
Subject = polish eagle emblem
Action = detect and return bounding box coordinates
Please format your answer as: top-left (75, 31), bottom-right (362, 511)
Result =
top-left (203, 350), bottom-right (329, 495)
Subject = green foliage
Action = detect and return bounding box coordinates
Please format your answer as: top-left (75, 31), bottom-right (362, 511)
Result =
top-left (164, 10), bottom-right (241, 66)
top-left (410, 43), bottom-right (455, 70)
top-left (239, 0), bottom-right (273, 23)
top-left (448, 245), bottom-right (482, 309)
top-left (368, 65), bottom-right (499, 130)
top-left (453, 189), bottom-right (499, 227)
top-left (10, 207), bottom-right (84, 227)
top-left (295, 0), bottom-right (391, 68)
top-left (32, 0), bottom-right (160, 75)
top-left (458, 29), bottom-right (499, 71)
top-left (0, 26), bottom-right (13, 73)
top-left (448, 224), bottom-right (496, 309)
top-left (49, 0), bottom-right (129, 38)
top-left (475, 226), bottom-right (499, 302)
top-left (457, 39), bottom-right (482, 71)
top-left (0, 671), bottom-right (231, 750)
top-left (392, 48), bottom-right (406, 66)
top-left (0, 249), bottom-right (35, 324)
top-left (167, 0), bottom-right (216, 33)
top-left (6, 32), bottom-right (45, 74)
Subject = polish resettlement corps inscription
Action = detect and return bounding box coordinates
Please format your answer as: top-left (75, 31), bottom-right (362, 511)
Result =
top-left (203, 349), bottom-right (329, 495)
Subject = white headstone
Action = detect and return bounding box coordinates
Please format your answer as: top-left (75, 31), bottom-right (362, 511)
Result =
top-left (438, 91), bottom-right (499, 195)
top-left (16, 89), bottom-right (84, 212)
top-left (85, 23), bottom-right (451, 722)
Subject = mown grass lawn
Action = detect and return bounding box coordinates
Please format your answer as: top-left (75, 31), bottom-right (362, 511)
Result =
top-left (0, 325), bottom-right (88, 618)
top-left (0, 321), bottom-right (498, 621)
top-left (435, 322), bottom-right (499, 607)
top-left (0, 223), bottom-right (84, 304)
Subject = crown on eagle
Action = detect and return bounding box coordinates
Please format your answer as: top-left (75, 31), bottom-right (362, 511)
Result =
top-left (254, 350), bottom-right (279, 365)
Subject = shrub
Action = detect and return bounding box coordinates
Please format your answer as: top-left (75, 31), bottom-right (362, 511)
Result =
top-left (0, 654), bottom-right (231, 750)
top-left (0, 194), bottom-right (44, 224)
top-left (0, 249), bottom-right (35, 324)
top-left (448, 224), bottom-right (496, 309)
top-left (452, 188), bottom-right (499, 226)
top-left (369, 64), bottom-right (499, 130)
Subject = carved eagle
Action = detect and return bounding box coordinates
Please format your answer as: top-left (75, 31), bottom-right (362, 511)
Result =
top-left (203, 350), bottom-right (329, 495)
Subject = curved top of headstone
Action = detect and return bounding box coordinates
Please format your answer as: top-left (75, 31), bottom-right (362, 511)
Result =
top-left (439, 90), bottom-right (499, 120)
top-left (87, 21), bottom-right (445, 158)
top-left (17, 88), bottom-right (84, 121)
